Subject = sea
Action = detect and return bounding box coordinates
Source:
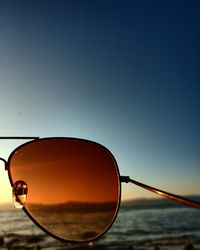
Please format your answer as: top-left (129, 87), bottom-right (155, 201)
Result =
top-left (0, 204), bottom-right (200, 250)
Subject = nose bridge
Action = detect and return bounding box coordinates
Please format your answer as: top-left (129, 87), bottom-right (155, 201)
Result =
top-left (0, 157), bottom-right (8, 170)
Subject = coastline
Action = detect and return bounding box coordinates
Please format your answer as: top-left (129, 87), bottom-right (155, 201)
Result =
top-left (0, 234), bottom-right (200, 250)
top-left (1, 201), bottom-right (200, 250)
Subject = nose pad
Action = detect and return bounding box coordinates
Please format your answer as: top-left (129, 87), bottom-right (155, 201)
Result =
top-left (12, 180), bottom-right (28, 209)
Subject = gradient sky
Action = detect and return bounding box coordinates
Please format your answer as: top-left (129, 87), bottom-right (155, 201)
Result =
top-left (0, 0), bottom-right (200, 203)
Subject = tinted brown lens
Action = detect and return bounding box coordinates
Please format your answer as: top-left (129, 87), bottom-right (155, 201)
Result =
top-left (9, 138), bottom-right (120, 242)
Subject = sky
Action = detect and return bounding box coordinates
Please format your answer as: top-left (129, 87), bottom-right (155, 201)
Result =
top-left (0, 0), bottom-right (200, 204)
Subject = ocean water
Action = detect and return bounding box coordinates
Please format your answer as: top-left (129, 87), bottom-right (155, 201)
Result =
top-left (0, 206), bottom-right (200, 249)
top-left (103, 206), bottom-right (200, 248)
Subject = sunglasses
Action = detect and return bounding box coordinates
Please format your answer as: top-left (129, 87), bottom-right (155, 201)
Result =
top-left (1, 137), bottom-right (200, 244)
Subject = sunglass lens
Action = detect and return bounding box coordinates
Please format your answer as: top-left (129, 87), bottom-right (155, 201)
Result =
top-left (8, 138), bottom-right (120, 242)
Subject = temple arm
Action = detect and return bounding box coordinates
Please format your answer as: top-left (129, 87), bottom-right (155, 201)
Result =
top-left (0, 136), bottom-right (39, 140)
top-left (120, 176), bottom-right (200, 209)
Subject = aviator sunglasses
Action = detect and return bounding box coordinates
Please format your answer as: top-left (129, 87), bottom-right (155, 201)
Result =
top-left (0, 136), bottom-right (200, 243)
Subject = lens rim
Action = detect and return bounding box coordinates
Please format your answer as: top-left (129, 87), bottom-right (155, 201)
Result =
top-left (7, 137), bottom-right (122, 243)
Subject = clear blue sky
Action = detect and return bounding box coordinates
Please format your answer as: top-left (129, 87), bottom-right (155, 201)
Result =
top-left (0, 0), bottom-right (200, 200)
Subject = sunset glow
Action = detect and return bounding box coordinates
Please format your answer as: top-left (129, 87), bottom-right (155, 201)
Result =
top-left (0, 1), bottom-right (199, 206)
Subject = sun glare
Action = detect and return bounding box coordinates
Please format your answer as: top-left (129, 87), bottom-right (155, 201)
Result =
top-left (0, 164), bottom-right (12, 204)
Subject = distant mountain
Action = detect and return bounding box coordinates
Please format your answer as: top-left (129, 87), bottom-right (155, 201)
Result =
top-left (121, 195), bottom-right (200, 210)
top-left (29, 200), bottom-right (117, 213)
top-left (1, 196), bottom-right (199, 211)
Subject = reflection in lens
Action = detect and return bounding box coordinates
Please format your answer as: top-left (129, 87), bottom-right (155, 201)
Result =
top-left (9, 138), bottom-right (120, 242)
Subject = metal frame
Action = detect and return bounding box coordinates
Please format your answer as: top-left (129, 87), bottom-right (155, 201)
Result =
top-left (0, 136), bottom-right (200, 244)
top-left (0, 136), bottom-right (39, 140)
top-left (2, 137), bottom-right (122, 244)
top-left (120, 176), bottom-right (200, 209)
